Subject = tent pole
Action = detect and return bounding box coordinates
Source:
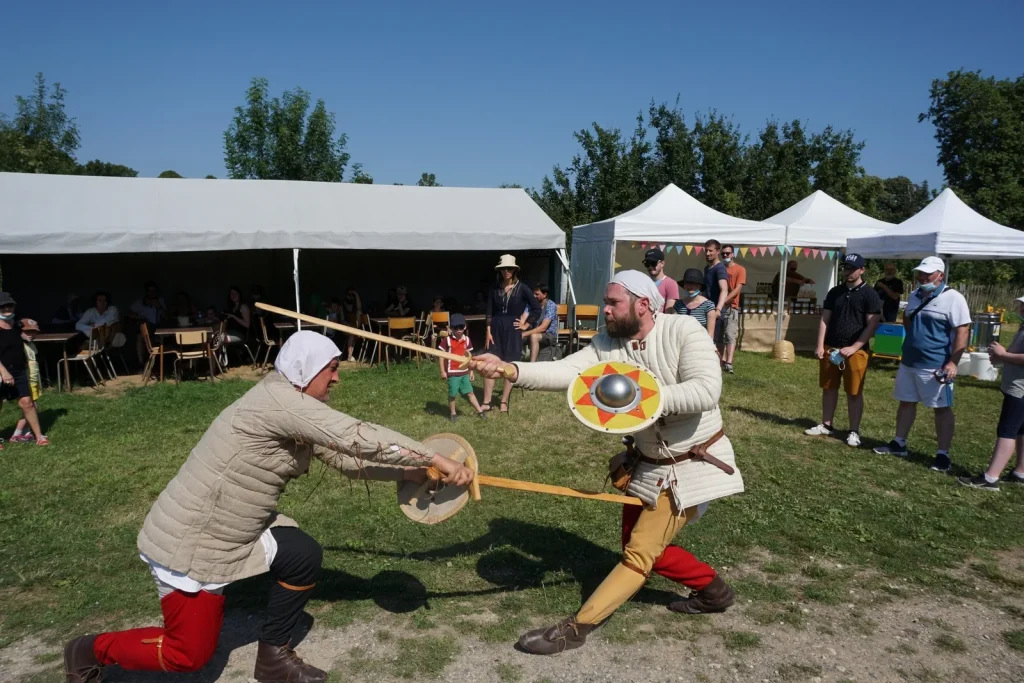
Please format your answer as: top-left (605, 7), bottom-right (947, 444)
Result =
top-left (775, 229), bottom-right (788, 342)
top-left (293, 248), bottom-right (301, 330)
top-left (555, 248), bottom-right (578, 306)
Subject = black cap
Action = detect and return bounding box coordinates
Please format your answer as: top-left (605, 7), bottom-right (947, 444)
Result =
top-left (0, 292), bottom-right (15, 307)
top-left (643, 247), bottom-right (665, 263)
top-left (681, 268), bottom-right (704, 285)
top-left (449, 313), bottom-right (466, 328)
top-left (843, 253), bottom-right (865, 269)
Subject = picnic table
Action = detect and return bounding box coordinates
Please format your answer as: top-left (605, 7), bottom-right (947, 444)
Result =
top-left (154, 326), bottom-right (214, 382)
top-left (34, 332), bottom-right (79, 392)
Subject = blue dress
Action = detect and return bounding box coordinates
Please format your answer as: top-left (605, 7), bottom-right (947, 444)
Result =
top-left (487, 282), bottom-right (541, 363)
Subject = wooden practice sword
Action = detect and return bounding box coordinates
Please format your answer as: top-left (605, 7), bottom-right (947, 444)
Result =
top-left (426, 463), bottom-right (643, 506)
top-left (255, 302), bottom-right (515, 378)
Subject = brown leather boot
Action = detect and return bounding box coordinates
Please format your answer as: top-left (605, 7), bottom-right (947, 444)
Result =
top-left (63, 635), bottom-right (104, 683)
top-left (517, 616), bottom-right (596, 655)
top-left (253, 641), bottom-right (327, 683)
top-left (668, 575), bottom-right (735, 614)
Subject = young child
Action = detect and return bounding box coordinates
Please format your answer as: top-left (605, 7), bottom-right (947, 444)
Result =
top-left (438, 313), bottom-right (486, 422)
top-left (10, 318), bottom-right (45, 444)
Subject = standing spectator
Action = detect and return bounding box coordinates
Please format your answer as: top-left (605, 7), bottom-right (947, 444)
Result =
top-left (439, 313), bottom-right (486, 422)
top-left (10, 318), bottom-right (42, 443)
top-left (772, 260), bottom-right (815, 300)
top-left (324, 298), bottom-right (343, 340)
top-left (874, 263), bottom-right (905, 323)
top-left (485, 254), bottom-right (540, 413)
top-left (643, 247), bottom-right (679, 313)
top-left (719, 245), bottom-right (746, 374)
top-left (703, 240), bottom-right (729, 331)
top-left (674, 269), bottom-right (718, 338)
top-left (51, 294), bottom-right (83, 332)
top-left (342, 287), bottom-right (362, 362)
top-left (873, 257), bottom-right (971, 472)
top-left (804, 254), bottom-right (882, 448)
top-left (0, 294), bottom-right (48, 448)
top-left (959, 296), bottom-right (1024, 490)
top-left (522, 283), bottom-right (559, 362)
top-left (77, 292), bottom-right (120, 337)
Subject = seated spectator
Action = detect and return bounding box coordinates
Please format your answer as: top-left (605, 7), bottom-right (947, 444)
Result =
top-left (77, 291), bottom-right (120, 338)
top-left (472, 291), bottom-right (488, 314)
top-left (224, 286), bottom-right (251, 343)
top-left (430, 295), bottom-right (445, 313)
top-left (0, 293), bottom-right (48, 447)
top-left (521, 283), bottom-right (559, 362)
top-left (675, 268), bottom-right (718, 338)
top-left (386, 286), bottom-right (413, 316)
top-left (324, 298), bottom-right (342, 339)
top-left (129, 282), bottom-right (168, 365)
top-left (199, 305), bottom-right (220, 326)
top-left (251, 285), bottom-right (268, 325)
top-left (52, 294), bottom-right (83, 332)
top-left (169, 292), bottom-right (198, 325)
top-left (342, 287), bottom-right (362, 362)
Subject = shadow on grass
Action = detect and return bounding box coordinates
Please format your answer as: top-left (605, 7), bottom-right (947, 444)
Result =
top-left (38, 407), bottom-right (69, 434)
top-left (326, 517), bottom-right (680, 609)
top-left (730, 406), bottom-right (818, 431)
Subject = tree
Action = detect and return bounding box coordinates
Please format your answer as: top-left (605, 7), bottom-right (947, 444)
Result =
top-left (350, 163), bottom-right (373, 184)
top-left (0, 73), bottom-right (81, 174)
top-left (416, 172), bottom-right (441, 187)
top-left (920, 70), bottom-right (1024, 229)
top-left (158, 170), bottom-right (183, 178)
top-left (78, 160), bottom-right (138, 177)
top-left (692, 111), bottom-right (746, 215)
top-left (499, 183), bottom-right (522, 188)
top-left (205, 174), bottom-right (217, 179)
top-left (809, 125), bottom-right (865, 205)
top-left (224, 77), bottom-right (351, 182)
top-left (741, 119), bottom-right (812, 219)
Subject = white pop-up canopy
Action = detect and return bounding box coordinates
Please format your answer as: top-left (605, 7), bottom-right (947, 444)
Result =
top-left (847, 188), bottom-right (1024, 259)
top-left (0, 172), bottom-right (566, 254)
top-left (765, 190), bottom-right (894, 249)
top-left (570, 184), bottom-right (786, 304)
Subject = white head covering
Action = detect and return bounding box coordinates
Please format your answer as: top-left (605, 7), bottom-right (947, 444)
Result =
top-left (274, 331), bottom-right (342, 388)
top-left (611, 270), bottom-right (665, 313)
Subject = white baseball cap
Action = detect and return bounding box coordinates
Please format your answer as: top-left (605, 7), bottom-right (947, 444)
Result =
top-left (912, 256), bottom-right (945, 274)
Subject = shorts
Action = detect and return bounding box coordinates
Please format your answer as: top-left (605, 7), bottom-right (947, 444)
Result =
top-left (0, 368), bottom-right (31, 402)
top-left (996, 392), bottom-right (1024, 439)
top-left (894, 364), bottom-right (954, 408)
top-left (819, 349), bottom-right (869, 396)
top-left (719, 308), bottom-right (739, 345)
top-left (447, 374), bottom-right (473, 399)
top-left (535, 334), bottom-right (556, 348)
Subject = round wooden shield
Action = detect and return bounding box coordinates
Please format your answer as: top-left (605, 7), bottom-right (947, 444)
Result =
top-left (567, 361), bottom-right (663, 434)
top-left (397, 433), bottom-right (478, 525)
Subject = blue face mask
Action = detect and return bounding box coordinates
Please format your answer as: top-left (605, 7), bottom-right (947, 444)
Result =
top-left (722, 257), bottom-right (732, 264)
top-left (919, 281), bottom-right (938, 292)
top-left (829, 348), bottom-right (846, 368)
top-left (0, 312), bottom-right (13, 321)
top-left (685, 289), bottom-right (700, 298)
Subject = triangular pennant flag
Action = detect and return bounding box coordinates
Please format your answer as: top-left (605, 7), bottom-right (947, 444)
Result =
top-left (751, 246), bottom-right (761, 257)
top-left (695, 246), bottom-right (704, 255)
top-left (659, 244), bottom-right (667, 252)
top-left (819, 250), bottom-right (826, 260)
top-left (740, 247), bottom-right (750, 257)
top-left (614, 261), bottom-right (621, 268)
top-left (685, 245), bottom-right (693, 255)
top-left (828, 250), bottom-right (835, 260)
top-left (674, 245), bottom-right (683, 254)
top-left (631, 242), bottom-right (637, 249)
top-left (769, 246), bottom-right (777, 256)
top-left (794, 247), bottom-right (802, 257)
top-left (640, 242), bottom-right (647, 249)
top-left (810, 249), bottom-right (818, 258)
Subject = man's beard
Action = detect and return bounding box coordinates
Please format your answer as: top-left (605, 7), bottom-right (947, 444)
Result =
top-left (606, 305), bottom-right (642, 339)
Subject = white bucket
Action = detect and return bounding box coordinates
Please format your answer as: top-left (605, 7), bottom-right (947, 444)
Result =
top-left (970, 352), bottom-right (999, 381)
top-left (958, 355), bottom-right (973, 377)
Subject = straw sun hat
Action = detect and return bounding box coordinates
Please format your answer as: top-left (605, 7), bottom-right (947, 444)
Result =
top-left (495, 254), bottom-right (519, 271)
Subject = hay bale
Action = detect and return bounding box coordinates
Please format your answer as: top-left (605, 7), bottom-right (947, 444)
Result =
top-left (771, 340), bottom-right (795, 363)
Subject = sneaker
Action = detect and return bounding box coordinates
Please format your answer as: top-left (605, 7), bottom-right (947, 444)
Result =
top-left (723, 363), bottom-right (734, 374)
top-left (930, 453), bottom-right (952, 472)
top-left (347, 356), bottom-right (357, 363)
top-left (846, 431), bottom-right (862, 448)
top-left (804, 424), bottom-right (834, 436)
top-left (36, 436), bottom-right (50, 447)
top-left (873, 440), bottom-right (908, 457)
top-left (448, 415), bottom-right (458, 423)
top-left (1001, 472), bottom-right (1024, 485)
top-left (8, 433), bottom-right (34, 443)
top-left (957, 474), bottom-right (999, 491)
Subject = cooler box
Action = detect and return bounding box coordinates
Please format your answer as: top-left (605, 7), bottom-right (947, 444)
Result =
top-left (872, 323), bottom-right (904, 358)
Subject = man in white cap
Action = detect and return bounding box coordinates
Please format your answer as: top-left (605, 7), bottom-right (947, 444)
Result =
top-left (63, 331), bottom-right (474, 683)
top-left (473, 270), bottom-right (743, 655)
top-left (874, 257), bottom-right (971, 472)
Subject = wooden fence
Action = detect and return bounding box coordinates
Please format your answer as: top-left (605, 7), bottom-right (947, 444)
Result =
top-left (953, 283), bottom-right (1024, 312)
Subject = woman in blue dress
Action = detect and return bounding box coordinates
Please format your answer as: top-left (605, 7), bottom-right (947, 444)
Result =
top-left (485, 254), bottom-right (540, 413)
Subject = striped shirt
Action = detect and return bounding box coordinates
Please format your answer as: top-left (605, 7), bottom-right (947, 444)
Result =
top-left (674, 299), bottom-right (716, 329)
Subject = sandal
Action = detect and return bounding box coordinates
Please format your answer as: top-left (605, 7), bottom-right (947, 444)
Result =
top-left (500, 401), bottom-right (509, 414)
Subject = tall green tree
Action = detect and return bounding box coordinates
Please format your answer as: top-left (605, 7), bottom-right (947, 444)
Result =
top-left (0, 73), bottom-right (81, 174)
top-left (741, 119), bottom-right (812, 219)
top-left (809, 125), bottom-right (865, 205)
top-left (224, 77), bottom-right (351, 182)
top-left (158, 170), bottom-right (183, 178)
top-left (349, 163), bottom-right (373, 184)
top-left (920, 70), bottom-right (1024, 228)
top-left (646, 100), bottom-right (699, 196)
top-left (692, 111), bottom-right (746, 215)
top-left (78, 160), bottom-right (138, 177)
top-left (416, 172), bottom-right (441, 186)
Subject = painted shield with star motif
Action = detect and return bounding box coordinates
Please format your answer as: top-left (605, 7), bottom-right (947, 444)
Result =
top-left (567, 361), bottom-right (663, 434)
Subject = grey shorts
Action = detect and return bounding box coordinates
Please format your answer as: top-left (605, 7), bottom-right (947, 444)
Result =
top-left (719, 307), bottom-right (739, 345)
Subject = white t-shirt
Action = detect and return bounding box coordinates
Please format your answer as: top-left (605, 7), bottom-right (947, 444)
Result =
top-left (141, 528), bottom-right (278, 598)
top-left (902, 286), bottom-right (971, 369)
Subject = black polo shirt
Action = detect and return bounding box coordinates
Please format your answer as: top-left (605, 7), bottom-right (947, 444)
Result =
top-left (823, 282), bottom-right (882, 348)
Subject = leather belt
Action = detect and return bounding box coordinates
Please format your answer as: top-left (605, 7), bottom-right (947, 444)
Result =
top-left (636, 430), bottom-right (734, 475)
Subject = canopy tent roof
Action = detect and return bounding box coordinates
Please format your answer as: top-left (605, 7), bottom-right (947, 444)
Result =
top-left (847, 188), bottom-right (1024, 260)
top-left (573, 183), bottom-right (786, 245)
top-left (765, 190), bottom-right (894, 248)
top-left (0, 172), bottom-right (565, 254)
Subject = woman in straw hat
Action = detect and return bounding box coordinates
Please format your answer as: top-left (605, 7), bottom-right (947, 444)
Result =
top-left (484, 254), bottom-right (540, 413)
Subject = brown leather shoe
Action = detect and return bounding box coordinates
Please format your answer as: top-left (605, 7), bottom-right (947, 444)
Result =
top-left (64, 635), bottom-right (103, 683)
top-left (253, 640), bottom-right (327, 683)
top-left (668, 575), bottom-right (735, 614)
top-left (517, 616), bottom-right (595, 655)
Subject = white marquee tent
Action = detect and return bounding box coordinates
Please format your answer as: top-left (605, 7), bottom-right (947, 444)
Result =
top-left (847, 188), bottom-right (1024, 259)
top-left (765, 190), bottom-right (894, 249)
top-left (569, 184), bottom-right (786, 305)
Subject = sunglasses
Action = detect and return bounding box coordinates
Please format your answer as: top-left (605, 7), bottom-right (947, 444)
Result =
top-left (642, 260), bottom-right (659, 267)
top-left (722, 252), bottom-right (733, 257)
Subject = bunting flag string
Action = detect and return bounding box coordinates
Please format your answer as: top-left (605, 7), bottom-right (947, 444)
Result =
top-left (739, 247), bottom-right (749, 257)
top-left (624, 241), bottom-right (843, 259)
top-left (695, 246), bottom-right (704, 255)
top-left (770, 246), bottom-right (779, 256)
top-left (674, 245), bottom-right (683, 254)
top-left (640, 242), bottom-right (647, 249)
top-left (685, 245), bottom-right (693, 255)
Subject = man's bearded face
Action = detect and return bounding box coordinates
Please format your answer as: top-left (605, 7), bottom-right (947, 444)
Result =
top-left (604, 284), bottom-right (644, 338)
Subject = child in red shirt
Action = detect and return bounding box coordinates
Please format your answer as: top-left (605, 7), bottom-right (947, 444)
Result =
top-left (438, 314), bottom-right (486, 422)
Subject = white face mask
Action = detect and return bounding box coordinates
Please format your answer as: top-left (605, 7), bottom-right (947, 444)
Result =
top-left (0, 312), bottom-right (13, 321)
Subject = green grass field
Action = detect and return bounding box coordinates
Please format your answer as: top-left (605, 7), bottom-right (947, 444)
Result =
top-left (1, 345), bottom-right (1023, 657)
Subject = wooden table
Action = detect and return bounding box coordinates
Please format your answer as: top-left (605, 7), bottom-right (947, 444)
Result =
top-left (154, 327), bottom-right (214, 382)
top-left (34, 332), bottom-right (78, 392)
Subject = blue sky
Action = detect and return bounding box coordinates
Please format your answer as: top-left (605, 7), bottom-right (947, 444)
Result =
top-left (2, 1), bottom-right (1021, 189)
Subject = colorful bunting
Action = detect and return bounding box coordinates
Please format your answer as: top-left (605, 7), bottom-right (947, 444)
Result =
top-left (674, 245), bottom-right (683, 254)
top-left (685, 245), bottom-right (693, 255)
top-left (695, 246), bottom-right (704, 255)
top-left (769, 246), bottom-right (778, 256)
top-left (640, 242), bottom-right (647, 249)
top-left (740, 246), bottom-right (750, 257)
top-left (810, 249), bottom-right (819, 258)
top-left (751, 246), bottom-right (761, 257)
top-left (659, 244), bottom-right (667, 252)
top-left (794, 247), bottom-right (803, 257)
top-left (828, 250), bottom-right (835, 260)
